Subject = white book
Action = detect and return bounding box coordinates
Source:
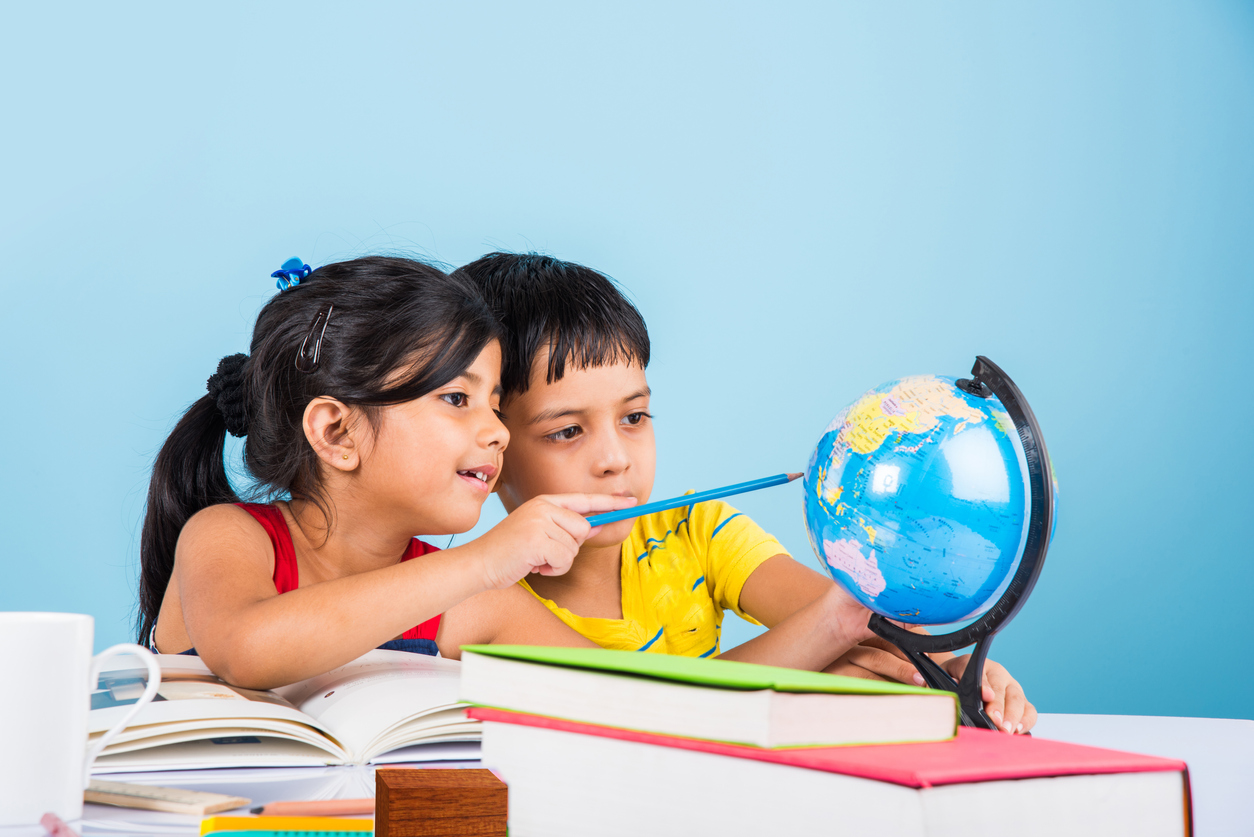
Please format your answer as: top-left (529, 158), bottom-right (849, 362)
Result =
top-left (89, 651), bottom-right (479, 772)
top-left (479, 718), bottom-right (1190, 837)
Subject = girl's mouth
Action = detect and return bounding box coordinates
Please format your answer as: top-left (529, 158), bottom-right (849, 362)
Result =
top-left (457, 465), bottom-right (497, 491)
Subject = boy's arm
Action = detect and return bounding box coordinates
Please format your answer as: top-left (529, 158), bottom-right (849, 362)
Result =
top-left (729, 555), bottom-right (1035, 733)
top-left (716, 555), bottom-right (875, 669)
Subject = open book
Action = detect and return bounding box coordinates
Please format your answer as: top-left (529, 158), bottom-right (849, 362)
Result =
top-left (89, 650), bottom-right (479, 772)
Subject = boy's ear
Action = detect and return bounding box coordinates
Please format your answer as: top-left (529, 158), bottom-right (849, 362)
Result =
top-left (303, 396), bottom-right (361, 471)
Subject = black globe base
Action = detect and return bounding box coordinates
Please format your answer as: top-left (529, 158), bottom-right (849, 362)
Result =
top-left (860, 356), bottom-right (1054, 731)
top-left (868, 615), bottom-right (999, 730)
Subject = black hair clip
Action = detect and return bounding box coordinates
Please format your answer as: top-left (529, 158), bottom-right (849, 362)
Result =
top-left (273, 257), bottom-right (313, 291)
top-left (295, 305), bottom-right (333, 373)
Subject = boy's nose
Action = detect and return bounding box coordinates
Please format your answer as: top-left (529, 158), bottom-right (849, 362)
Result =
top-left (592, 432), bottom-right (630, 476)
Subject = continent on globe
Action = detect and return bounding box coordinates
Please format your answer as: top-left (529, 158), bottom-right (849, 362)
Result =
top-left (820, 538), bottom-right (886, 597)
top-left (803, 375), bottom-right (1031, 625)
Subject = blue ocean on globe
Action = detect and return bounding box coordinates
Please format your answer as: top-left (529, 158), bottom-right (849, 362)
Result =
top-left (802, 375), bottom-right (1033, 625)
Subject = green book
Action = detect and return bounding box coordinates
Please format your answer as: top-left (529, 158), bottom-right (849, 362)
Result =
top-left (461, 645), bottom-right (957, 749)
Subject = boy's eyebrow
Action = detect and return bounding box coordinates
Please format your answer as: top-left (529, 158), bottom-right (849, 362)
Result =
top-left (527, 387), bottom-right (651, 426)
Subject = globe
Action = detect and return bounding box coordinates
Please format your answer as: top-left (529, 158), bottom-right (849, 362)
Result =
top-left (802, 374), bottom-right (1036, 626)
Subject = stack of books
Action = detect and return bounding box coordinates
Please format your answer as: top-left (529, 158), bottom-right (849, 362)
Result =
top-left (460, 646), bottom-right (1193, 837)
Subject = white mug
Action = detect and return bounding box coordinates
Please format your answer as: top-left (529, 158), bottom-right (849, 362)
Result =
top-left (0, 613), bottom-right (161, 826)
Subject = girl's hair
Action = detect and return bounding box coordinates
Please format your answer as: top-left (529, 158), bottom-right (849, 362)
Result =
top-left (136, 256), bottom-right (499, 644)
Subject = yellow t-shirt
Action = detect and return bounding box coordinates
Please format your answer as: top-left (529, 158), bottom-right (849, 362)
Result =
top-left (518, 498), bottom-right (788, 657)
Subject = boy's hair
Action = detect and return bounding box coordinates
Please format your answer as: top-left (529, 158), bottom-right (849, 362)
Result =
top-left (137, 257), bottom-right (499, 644)
top-left (454, 252), bottom-right (649, 396)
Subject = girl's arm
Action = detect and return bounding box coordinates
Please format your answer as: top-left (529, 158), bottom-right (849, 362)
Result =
top-left (175, 494), bottom-right (627, 690)
top-left (434, 584), bottom-right (599, 658)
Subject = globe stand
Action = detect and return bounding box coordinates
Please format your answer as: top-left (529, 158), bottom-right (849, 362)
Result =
top-left (867, 356), bottom-right (1055, 730)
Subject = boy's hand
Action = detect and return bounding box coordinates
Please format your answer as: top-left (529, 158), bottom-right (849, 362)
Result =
top-left (823, 636), bottom-right (923, 684)
top-left (942, 655), bottom-right (1037, 734)
top-left (476, 493), bottom-right (637, 590)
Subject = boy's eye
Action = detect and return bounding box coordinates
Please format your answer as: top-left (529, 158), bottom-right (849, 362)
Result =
top-left (622, 411), bottom-right (652, 426)
top-left (545, 425), bottom-right (581, 442)
top-left (441, 393), bottom-right (469, 408)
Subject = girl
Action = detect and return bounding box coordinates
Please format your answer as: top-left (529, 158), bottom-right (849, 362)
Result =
top-left (138, 256), bottom-right (627, 690)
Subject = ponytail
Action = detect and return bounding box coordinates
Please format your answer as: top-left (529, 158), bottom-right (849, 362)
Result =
top-left (136, 390), bottom-right (240, 644)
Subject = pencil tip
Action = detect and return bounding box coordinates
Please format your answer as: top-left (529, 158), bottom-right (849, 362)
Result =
top-left (249, 807), bottom-right (264, 814)
top-left (787, 472), bottom-right (803, 481)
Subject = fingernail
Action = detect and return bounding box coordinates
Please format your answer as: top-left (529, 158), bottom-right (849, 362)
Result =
top-left (992, 709), bottom-right (1003, 723)
top-left (1003, 721), bottom-right (1014, 733)
top-left (1016, 723), bottom-right (1024, 734)
top-left (913, 673), bottom-right (925, 686)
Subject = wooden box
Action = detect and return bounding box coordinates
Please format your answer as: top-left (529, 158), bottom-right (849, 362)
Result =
top-left (375, 768), bottom-right (507, 837)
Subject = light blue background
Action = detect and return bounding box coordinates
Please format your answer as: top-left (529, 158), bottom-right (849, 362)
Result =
top-left (2, 2), bottom-right (1250, 719)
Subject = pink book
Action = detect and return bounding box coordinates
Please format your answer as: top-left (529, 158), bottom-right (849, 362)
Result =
top-left (469, 706), bottom-right (1190, 788)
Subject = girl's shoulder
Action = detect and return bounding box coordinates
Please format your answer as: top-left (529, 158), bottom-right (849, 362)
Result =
top-left (178, 502), bottom-right (277, 559)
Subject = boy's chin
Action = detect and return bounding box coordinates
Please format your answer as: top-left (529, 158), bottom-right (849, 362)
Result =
top-left (587, 519), bottom-right (635, 548)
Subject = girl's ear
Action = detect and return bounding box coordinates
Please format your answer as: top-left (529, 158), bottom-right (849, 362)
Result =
top-left (303, 397), bottom-right (361, 471)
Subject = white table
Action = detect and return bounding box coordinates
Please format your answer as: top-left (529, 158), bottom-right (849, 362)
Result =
top-left (3, 715), bottom-right (1248, 836)
top-left (1034, 713), bottom-right (1254, 836)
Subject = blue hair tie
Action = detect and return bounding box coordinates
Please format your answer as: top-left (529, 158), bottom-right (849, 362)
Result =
top-left (272, 257), bottom-right (313, 291)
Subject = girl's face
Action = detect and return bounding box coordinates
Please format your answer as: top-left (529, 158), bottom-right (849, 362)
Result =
top-left (358, 341), bottom-right (508, 535)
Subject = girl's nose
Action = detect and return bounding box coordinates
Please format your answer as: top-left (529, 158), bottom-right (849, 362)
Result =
top-left (479, 408), bottom-right (509, 450)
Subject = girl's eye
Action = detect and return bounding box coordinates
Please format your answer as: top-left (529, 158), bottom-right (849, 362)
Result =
top-left (623, 411), bottom-right (652, 426)
top-left (545, 425), bottom-right (581, 442)
top-left (441, 393), bottom-right (469, 408)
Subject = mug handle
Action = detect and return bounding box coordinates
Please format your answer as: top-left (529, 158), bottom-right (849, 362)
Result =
top-left (83, 643), bottom-right (162, 787)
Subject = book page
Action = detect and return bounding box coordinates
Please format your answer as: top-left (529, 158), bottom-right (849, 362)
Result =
top-left (274, 649), bottom-right (473, 762)
top-left (91, 655), bottom-right (343, 757)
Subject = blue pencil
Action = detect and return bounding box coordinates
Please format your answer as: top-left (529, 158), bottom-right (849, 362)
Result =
top-left (586, 472), bottom-right (803, 527)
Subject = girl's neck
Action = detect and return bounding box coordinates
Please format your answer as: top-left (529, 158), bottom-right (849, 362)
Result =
top-left (282, 498), bottom-right (415, 581)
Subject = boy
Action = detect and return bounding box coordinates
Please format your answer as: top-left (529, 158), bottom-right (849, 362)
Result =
top-left (456, 253), bottom-right (1035, 734)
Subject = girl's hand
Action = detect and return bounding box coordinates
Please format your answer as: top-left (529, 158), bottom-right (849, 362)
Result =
top-left (474, 493), bottom-right (637, 590)
top-left (942, 655), bottom-right (1037, 734)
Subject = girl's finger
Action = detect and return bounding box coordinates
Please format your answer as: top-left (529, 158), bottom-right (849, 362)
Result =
top-left (543, 493), bottom-right (638, 514)
top-left (543, 525), bottom-right (580, 562)
top-left (550, 508), bottom-right (594, 540)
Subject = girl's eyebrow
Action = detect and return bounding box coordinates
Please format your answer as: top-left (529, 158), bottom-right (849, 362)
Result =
top-left (453, 370), bottom-right (501, 396)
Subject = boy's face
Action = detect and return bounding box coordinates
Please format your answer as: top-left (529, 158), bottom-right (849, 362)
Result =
top-left (495, 353), bottom-right (655, 548)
